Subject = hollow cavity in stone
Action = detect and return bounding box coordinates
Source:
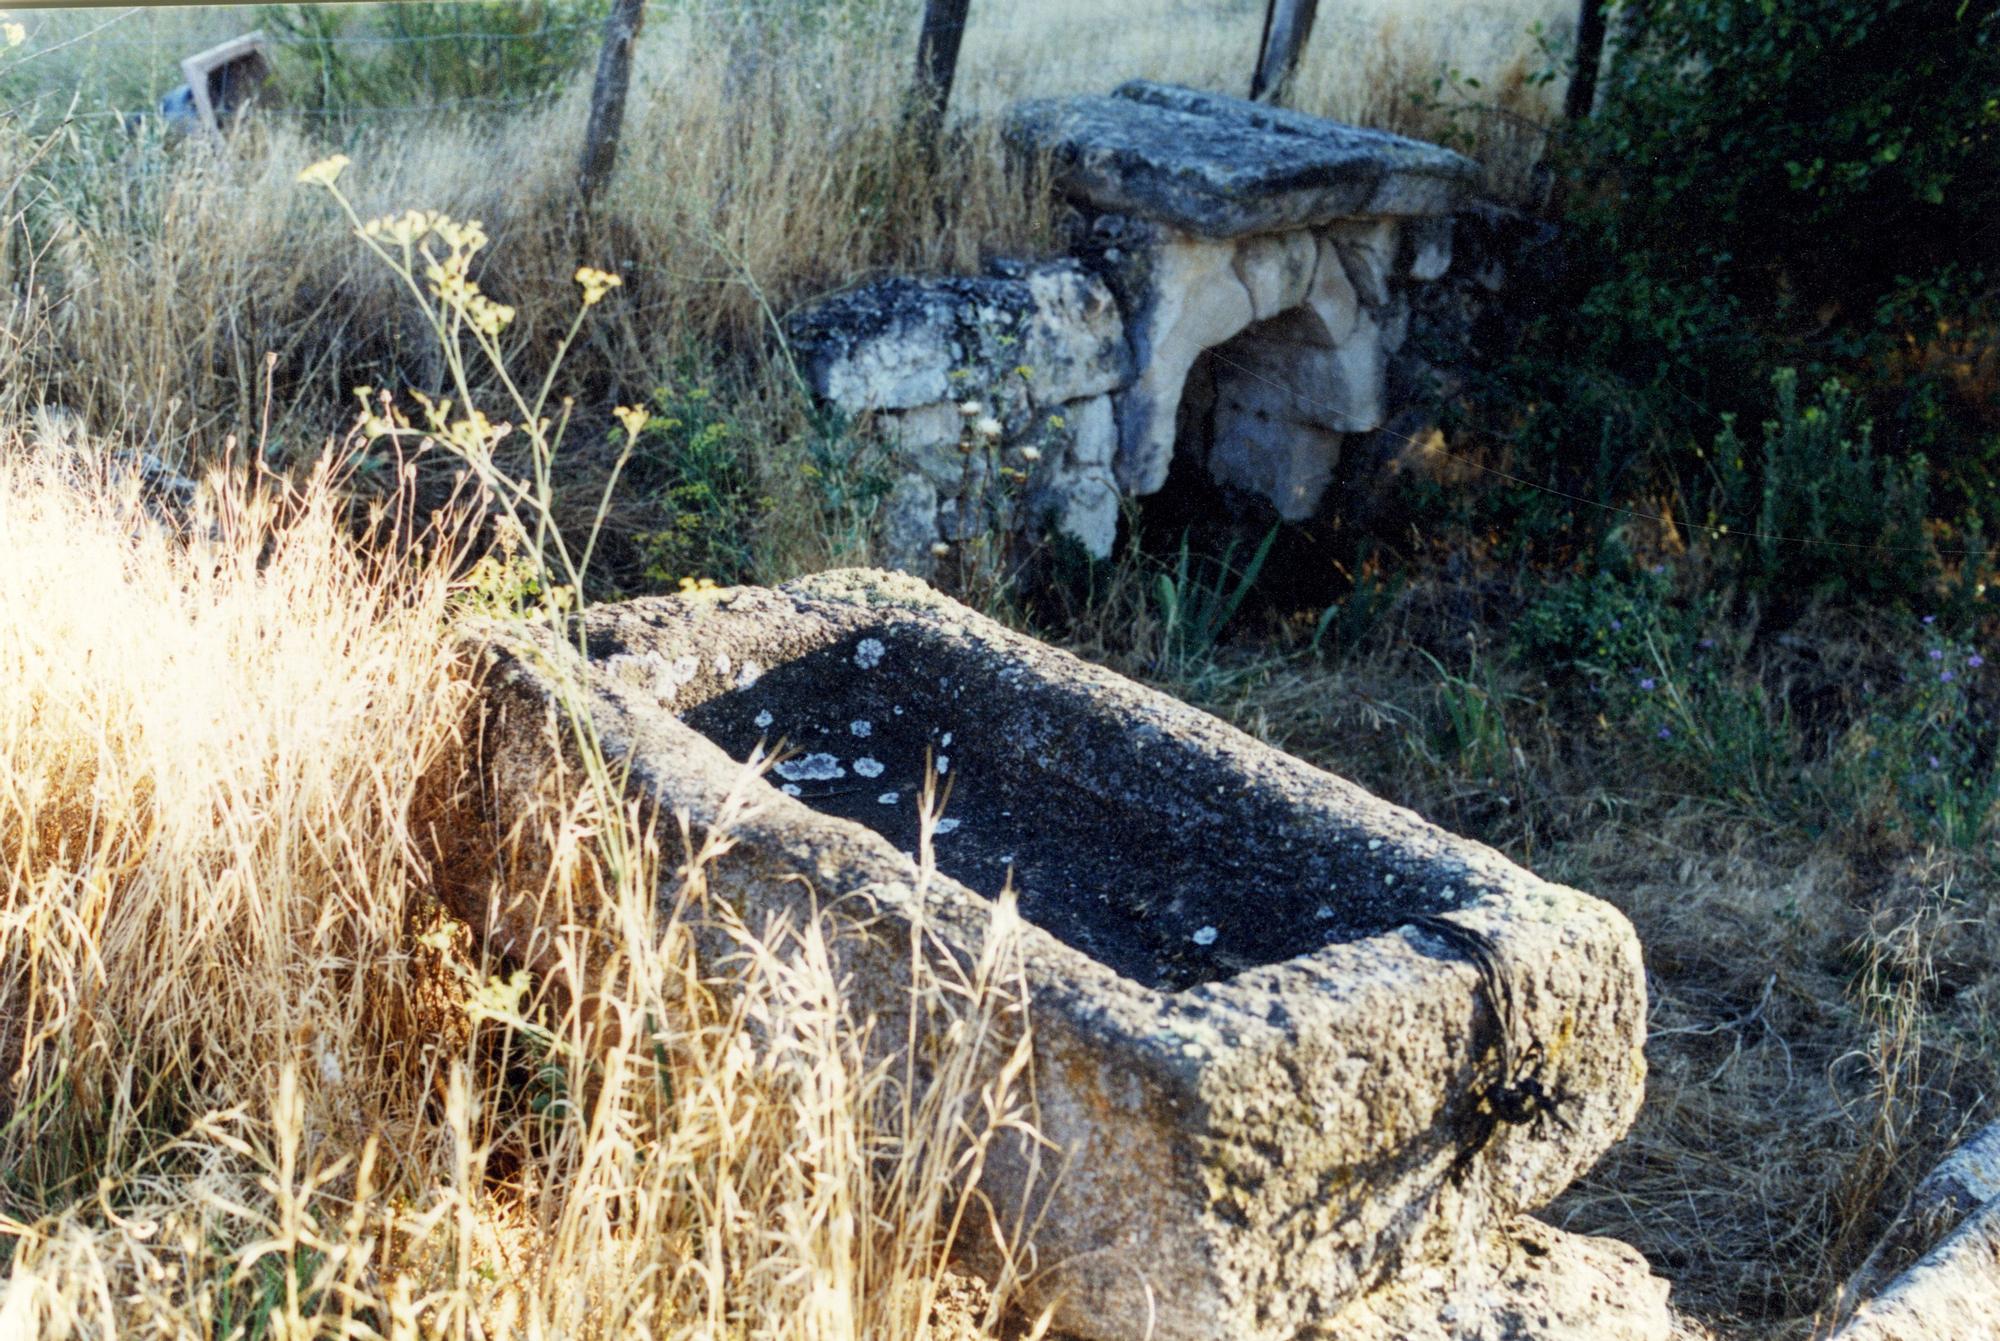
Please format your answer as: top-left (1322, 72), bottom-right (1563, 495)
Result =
top-left (680, 625), bottom-right (1461, 991)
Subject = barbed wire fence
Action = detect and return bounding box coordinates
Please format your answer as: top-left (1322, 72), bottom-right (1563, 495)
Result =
top-left (10, 0), bottom-right (1577, 146)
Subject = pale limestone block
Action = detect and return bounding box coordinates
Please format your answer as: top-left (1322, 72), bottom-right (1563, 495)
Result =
top-left (1234, 231), bottom-right (1318, 322)
top-left (1114, 234), bottom-right (1256, 494)
top-left (1329, 217), bottom-right (1402, 309)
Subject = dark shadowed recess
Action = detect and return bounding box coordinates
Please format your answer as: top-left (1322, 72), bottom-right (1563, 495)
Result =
top-left (680, 625), bottom-right (1460, 990)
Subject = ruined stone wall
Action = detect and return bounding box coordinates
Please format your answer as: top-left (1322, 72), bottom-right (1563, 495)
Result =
top-left (787, 81), bottom-right (1495, 576)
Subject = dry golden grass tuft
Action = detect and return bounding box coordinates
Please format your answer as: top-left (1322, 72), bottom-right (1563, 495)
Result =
top-left (0, 438), bottom-right (1038, 1338)
top-left (5, 19), bottom-right (1055, 469)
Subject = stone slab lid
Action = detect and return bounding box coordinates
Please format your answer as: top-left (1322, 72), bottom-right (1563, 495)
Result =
top-left (1006, 80), bottom-right (1479, 238)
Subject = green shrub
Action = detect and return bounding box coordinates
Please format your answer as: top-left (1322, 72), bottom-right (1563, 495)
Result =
top-left (1513, 560), bottom-right (1699, 697)
top-left (1311, 563), bottom-right (1403, 660)
top-left (1587, 0), bottom-right (2000, 314)
top-left (1514, 560), bottom-right (1802, 813)
top-left (1151, 527), bottom-right (1277, 680)
top-left (799, 407), bottom-right (894, 561)
top-left (630, 374), bottom-right (765, 588)
top-left (1710, 368), bottom-right (1934, 605)
top-left (257, 1), bottom-right (609, 115)
top-left (1840, 615), bottom-right (2000, 846)
top-left (1417, 645), bottom-right (1517, 782)
top-left (1442, 0), bottom-right (1998, 611)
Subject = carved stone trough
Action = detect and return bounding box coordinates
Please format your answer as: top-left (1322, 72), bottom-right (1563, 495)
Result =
top-left (457, 571), bottom-right (1661, 1340)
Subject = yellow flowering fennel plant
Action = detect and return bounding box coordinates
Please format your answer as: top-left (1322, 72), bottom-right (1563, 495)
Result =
top-left (296, 155), bottom-right (657, 988)
top-left (297, 155), bottom-right (648, 608)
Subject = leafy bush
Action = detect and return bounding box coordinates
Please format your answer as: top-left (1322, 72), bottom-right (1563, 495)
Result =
top-left (1152, 527), bottom-right (1276, 678)
top-left (799, 408), bottom-right (894, 560)
top-left (1587, 0), bottom-right (2000, 314)
top-left (1417, 645), bottom-right (1517, 782)
top-left (631, 374), bottom-right (766, 588)
top-left (1513, 560), bottom-right (1699, 698)
top-left (1514, 560), bottom-right (1801, 812)
top-left (1836, 615), bottom-right (2000, 846)
top-left (258, 1), bottom-right (609, 115)
top-left (1442, 1), bottom-right (1998, 618)
top-left (1710, 368), bottom-right (1934, 606)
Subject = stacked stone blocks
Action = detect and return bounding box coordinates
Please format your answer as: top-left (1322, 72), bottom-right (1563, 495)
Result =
top-left (787, 81), bottom-right (1479, 571)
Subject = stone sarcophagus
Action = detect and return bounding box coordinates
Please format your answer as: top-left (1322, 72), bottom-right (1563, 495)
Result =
top-left (454, 571), bottom-right (1665, 1340)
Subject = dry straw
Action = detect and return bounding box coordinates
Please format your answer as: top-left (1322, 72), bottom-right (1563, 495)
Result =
top-left (0, 424), bottom-right (1042, 1336)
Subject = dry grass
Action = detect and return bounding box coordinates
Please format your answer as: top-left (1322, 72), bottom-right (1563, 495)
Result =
top-left (0, 441), bottom-right (1040, 1338)
top-left (2, 6), bottom-right (1061, 433)
top-left (0, 0), bottom-right (1566, 585)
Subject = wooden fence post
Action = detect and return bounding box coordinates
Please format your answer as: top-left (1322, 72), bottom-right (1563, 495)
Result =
top-left (1250, 0), bottom-right (1319, 104)
top-left (578, 0), bottom-right (646, 205)
top-left (1563, 0), bottom-right (1609, 121)
top-left (911, 0), bottom-right (972, 138)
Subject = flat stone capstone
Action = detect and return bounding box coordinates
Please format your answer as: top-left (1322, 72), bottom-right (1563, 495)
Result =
top-left (1004, 80), bottom-right (1480, 238)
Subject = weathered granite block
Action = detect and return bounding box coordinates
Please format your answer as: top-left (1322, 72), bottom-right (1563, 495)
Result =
top-left (1833, 1196), bottom-right (2000, 1341)
top-left (1035, 392), bottom-right (1121, 557)
top-left (1088, 218), bottom-right (1392, 500)
top-left (788, 85), bottom-right (1481, 553)
top-left (453, 571), bottom-right (1658, 1341)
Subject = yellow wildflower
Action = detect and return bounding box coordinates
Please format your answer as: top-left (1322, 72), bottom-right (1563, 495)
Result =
top-left (463, 294), bottom-right (515, 337)
top-left (3, 22), bottom-right (26, 47)
top-left (424, 252), bottom-right (487, 312)
top-left (466, 969), bottom-right (531, 1026)
top-left (575, 266), bottom-right (623, 307)
top-left (297, 154), bottom-right (350, 188)
top-left (434, 217), bottom-right (489, 255)
top-left (360, 209), bottom-right (436, 246)
top-left (614, 404), bottom-right (649, 438)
